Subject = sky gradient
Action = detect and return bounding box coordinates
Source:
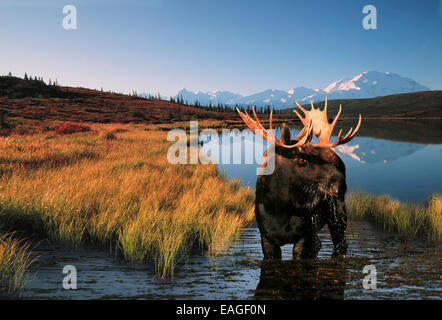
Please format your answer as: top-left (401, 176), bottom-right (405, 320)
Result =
top-left (1, 0), bottom-right (441, 97)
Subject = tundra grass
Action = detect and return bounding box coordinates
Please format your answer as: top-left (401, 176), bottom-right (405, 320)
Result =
top-left (154, 120), bottom-right (229, 131)
top-left (346, 192), bottom-right (441, 240)
top-left (0, 233), bottom-right (35, 295)
top-left (0, 124), bottom-right (255, 278)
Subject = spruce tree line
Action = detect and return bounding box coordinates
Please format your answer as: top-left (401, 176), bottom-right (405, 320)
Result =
top-left (11, 72), bottom-right (59, 87)
top-left (167, 94), bottom-right (281, 115)
top-left (10, 72), bottom-right (283, 115)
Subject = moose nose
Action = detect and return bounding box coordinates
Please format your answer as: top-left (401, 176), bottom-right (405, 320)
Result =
top-left (330, 181), bottom-right (342, 196)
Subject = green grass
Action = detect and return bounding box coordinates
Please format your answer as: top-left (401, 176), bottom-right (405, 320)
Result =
top-left (346, 192), bottom-right (441, 240)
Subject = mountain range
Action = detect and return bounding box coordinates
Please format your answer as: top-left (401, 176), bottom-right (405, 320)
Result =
top-left (172, 71), bottom-right (430, 109)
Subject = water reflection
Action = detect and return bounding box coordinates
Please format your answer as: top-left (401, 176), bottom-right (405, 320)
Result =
top-left (255, 259), bottom-right (347, 300)
top-left (335, 139), bottom-right (425, 164)
top-left (200, 127), bottom-right (442, 202)
top-left (23, 221), bottom-right (440, 300)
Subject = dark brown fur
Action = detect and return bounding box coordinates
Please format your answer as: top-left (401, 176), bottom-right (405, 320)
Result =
top-left (255, 126), bottom-right (348, 260)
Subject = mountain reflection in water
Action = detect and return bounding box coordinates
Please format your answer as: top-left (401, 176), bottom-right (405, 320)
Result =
top-left (200, 125), bottom-right (442, 203)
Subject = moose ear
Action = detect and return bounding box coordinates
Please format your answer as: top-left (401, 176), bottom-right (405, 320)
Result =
top-left (280, 123), bottom-right (291, 145)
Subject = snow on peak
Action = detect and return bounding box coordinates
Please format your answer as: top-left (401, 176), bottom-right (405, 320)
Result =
top-left (172, 71), bottom-right (430, 110)
top-left (324, 80), bottom-right (339, 93)
top-left (322, 71), bottom-right (428, 98)
top-left (324, 73), bottom-right (363, 93)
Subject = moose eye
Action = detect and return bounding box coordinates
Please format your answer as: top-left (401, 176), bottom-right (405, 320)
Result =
top-left (297, 158), bottom-right (307, 167)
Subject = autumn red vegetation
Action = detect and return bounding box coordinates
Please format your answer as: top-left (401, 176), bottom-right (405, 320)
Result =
top-left (0, 86), bottom-right (236, 124)
top-left (55, 122), bottom-right (91, 135)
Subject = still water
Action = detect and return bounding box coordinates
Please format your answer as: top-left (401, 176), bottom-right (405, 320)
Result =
top-left (200, 126), bottom-right (442, 202)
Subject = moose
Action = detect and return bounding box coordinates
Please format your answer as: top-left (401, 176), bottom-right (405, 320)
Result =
top-left (236, 99), bottom-right (361, 259)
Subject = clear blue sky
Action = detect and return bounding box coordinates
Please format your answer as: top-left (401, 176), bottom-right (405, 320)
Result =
top-left (1, 0), bottom-right (441, 96)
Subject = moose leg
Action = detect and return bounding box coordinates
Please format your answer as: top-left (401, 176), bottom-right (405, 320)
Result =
top-left (327, 205), bottom-right (348, 258)
top-left (299, 215), bottom-right (321, 258)
top-left (292, 238), bottom-right (304, 259)
top-left (261, 236), bottom-right (281, 260)
top-left (300, 233), bottom-right (321, 258)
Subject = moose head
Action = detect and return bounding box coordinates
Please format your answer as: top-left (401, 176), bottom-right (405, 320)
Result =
top-left (236, 99), bottom-right (361, 260)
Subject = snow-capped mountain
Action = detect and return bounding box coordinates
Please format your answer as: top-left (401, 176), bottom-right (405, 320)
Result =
top-left (173, 71), bottom-right (430, 109)
top-left (320, 71), bottom-right (429, 100)
top-left (173, 89), bottom-right (242, 106)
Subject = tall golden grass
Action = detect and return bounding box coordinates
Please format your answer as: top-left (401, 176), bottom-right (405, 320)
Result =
top-left (0, 124), bottom-right (254, 279)
top-left (0, 233), bottom-right (35, 295)
top-left (346, 192), bottom-right (441, 240)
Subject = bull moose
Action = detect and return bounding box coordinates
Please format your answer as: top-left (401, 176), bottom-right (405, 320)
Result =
top-left (236, 99), bottom-right (361, 259)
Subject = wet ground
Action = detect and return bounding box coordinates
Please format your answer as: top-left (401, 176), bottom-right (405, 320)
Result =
top-left (19, 219), bottom-right (441, 300)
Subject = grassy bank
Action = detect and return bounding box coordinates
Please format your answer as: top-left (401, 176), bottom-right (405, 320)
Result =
top-left (0, 233), bottom-right (34, 295)
top-left (0, 123), bottom-right (255, 279)
top-left (346, 192), bottom-right (441, 240)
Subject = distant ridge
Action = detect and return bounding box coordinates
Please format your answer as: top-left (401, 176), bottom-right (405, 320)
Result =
top-left (287, 90), bottom-right (442, 119)
top-left (173, 71), bottom-right (431, 109)
top-left (0, 75), bottom-right (440, 129)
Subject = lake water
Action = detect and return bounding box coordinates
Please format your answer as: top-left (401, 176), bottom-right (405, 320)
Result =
top-left (18, 121), bottom-right (442, 300)
top-left (200, 125), bottom-right (442, 202)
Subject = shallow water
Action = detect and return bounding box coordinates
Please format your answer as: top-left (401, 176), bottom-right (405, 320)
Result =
top-left (21, 220), bottom-right (440, 300)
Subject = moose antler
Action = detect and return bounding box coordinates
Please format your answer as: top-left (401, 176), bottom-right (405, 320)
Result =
top-left (236, 107), bottom-right (314, 148)
top-left (293, 97), bottom-right (362, 148)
